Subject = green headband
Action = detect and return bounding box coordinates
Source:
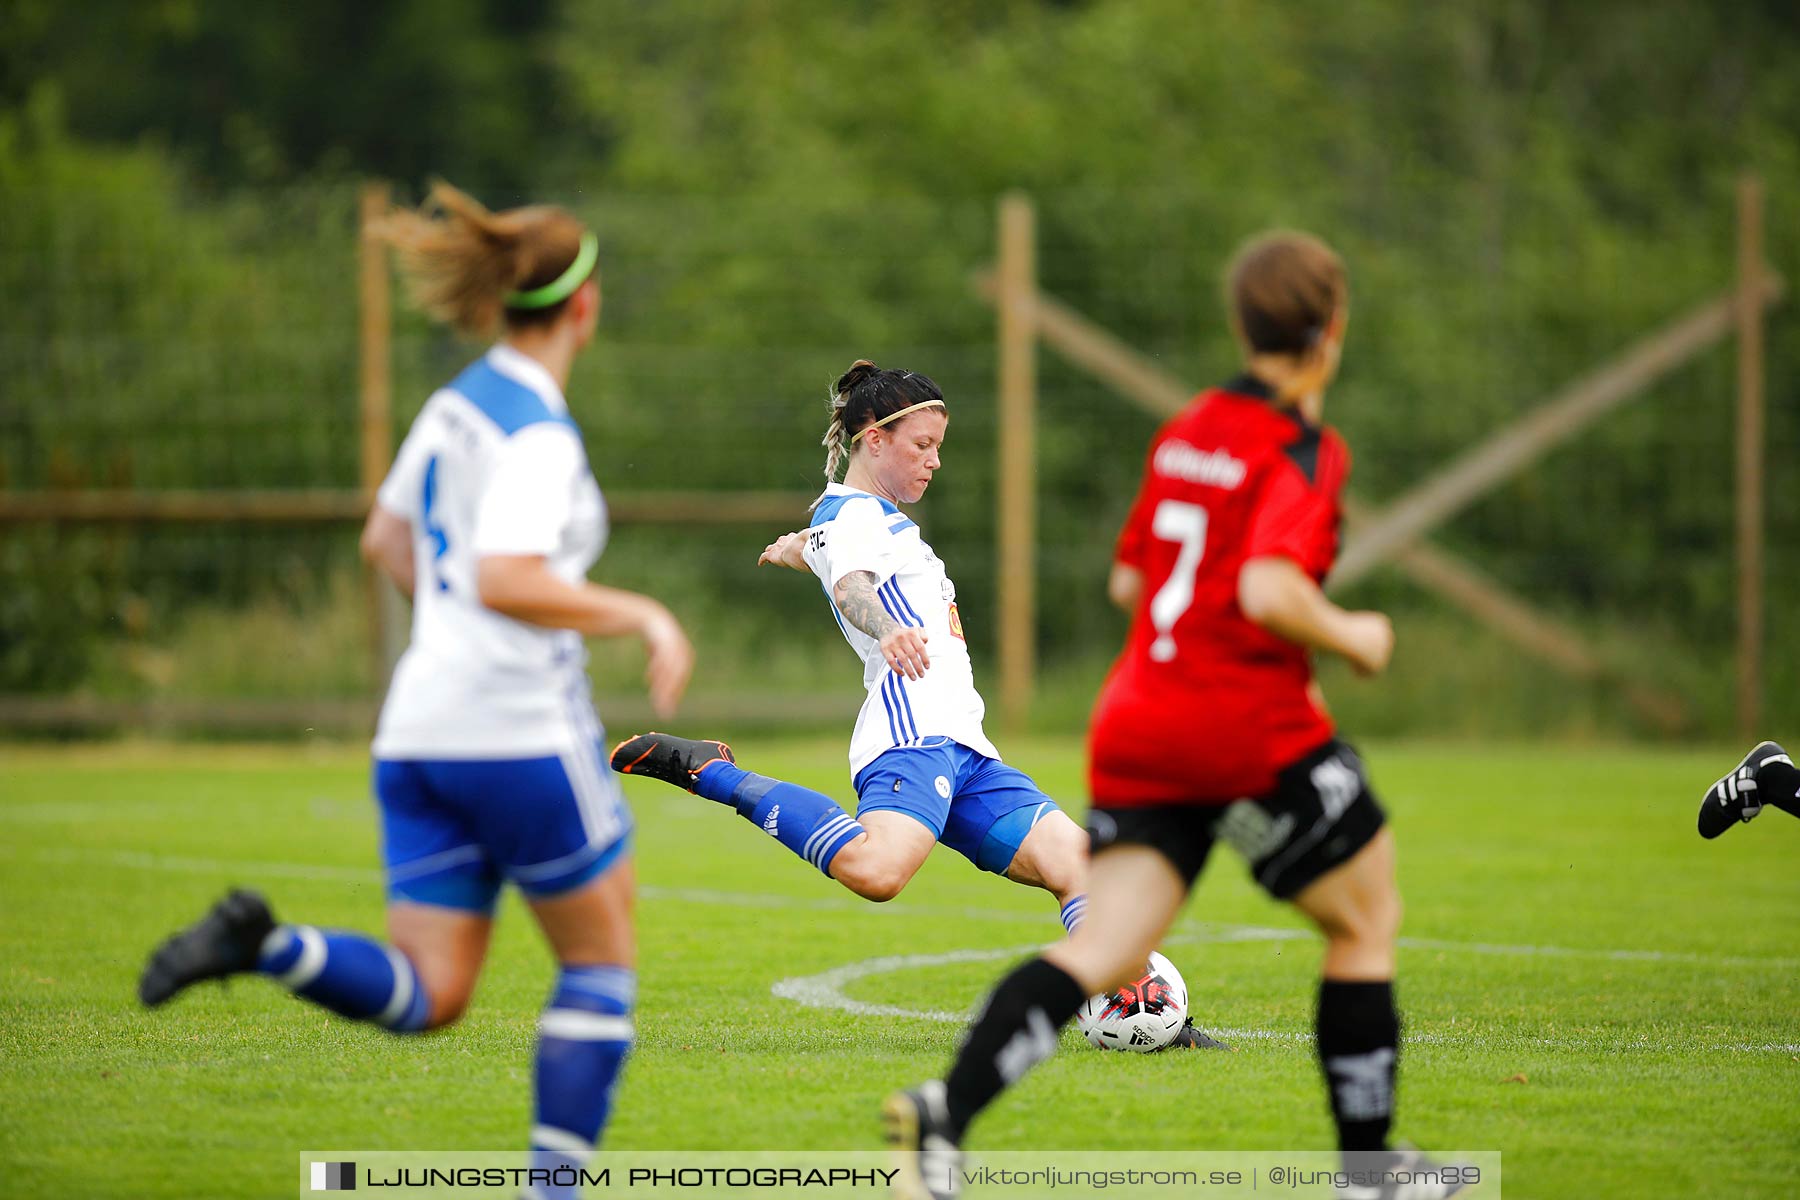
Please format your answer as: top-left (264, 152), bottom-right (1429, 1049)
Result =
top-left (505, 232), bottom-right (598, 309)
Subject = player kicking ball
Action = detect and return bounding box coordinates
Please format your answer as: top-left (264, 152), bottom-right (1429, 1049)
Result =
top-left (612, 360), bottom-right (1223, 1052)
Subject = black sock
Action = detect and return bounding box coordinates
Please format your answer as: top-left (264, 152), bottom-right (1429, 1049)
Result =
top-left (1758, 758), bottom-right (1800, 818)
top-left (1317, 979), bottom-right (1399, 1154)
top-left (942, 957), bottom-right (1086, 1139)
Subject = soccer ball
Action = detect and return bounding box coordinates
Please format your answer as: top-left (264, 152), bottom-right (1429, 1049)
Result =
top-left (1075, 951), bottom-right (1188, 1052)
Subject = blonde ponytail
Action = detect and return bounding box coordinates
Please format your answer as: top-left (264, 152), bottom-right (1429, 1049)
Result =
top-left (373, 181), bottom-right (589, 339)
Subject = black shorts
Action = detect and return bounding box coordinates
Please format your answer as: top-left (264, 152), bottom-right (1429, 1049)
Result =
top-left (1085, 739), bottom-right (1387, 899)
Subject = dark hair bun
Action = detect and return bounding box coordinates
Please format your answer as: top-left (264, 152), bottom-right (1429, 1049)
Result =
top-left (836, 359), bottom-right (880, 395)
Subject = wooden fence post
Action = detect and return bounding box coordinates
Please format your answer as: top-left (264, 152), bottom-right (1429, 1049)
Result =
top-left (359, 182), bottom-right (397, 692)
top-left (1735, 173), bottom-right (1765, 740)
top-left (996, 193), bottom-right (1038, 733)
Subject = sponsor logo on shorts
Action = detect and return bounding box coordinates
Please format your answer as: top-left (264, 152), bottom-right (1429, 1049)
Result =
top-left (1217, 802), bottom-right (1295, 862)
top-left (1310, 755), bottom-right (1362, 820)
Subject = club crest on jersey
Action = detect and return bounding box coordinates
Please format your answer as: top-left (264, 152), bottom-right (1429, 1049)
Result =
top-left (948, 602), bottom-right (965, 641)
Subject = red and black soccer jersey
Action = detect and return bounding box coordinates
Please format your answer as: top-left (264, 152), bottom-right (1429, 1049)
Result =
top-left (1089, 374), bottom-right (1350, 806)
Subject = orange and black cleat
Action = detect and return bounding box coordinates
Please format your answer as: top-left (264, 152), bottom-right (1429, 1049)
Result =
top-left (609, 732), bottom-right (736, 793)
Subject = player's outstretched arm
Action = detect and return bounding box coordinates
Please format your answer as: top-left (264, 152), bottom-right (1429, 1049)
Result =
top-left (757, 531), bottom-right (810, 572)
top-left (833, 570), bottom-right (930, 680)
top-left (476, 554), bottom-right (693, 715)
top-left (1238, 556), bottom-right (1392, 676)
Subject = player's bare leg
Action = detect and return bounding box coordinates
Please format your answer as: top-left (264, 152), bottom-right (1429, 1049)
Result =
top-left (1292, 827), bottom-right (1401, 980)
top-left (1042, 845), bottom-right (1187, 993)
top-left (827, 811), bottom-right (941, 901)
top-left (385, 903), bottom-right (493, 1028)
top-left (1000, 809), bottom-right (1088, 909)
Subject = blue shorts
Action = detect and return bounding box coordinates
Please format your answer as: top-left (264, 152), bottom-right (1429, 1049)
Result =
top-left (375, 738), bottom-right (633, 914)
top-left (852, 738), bottom-right (1061, 874)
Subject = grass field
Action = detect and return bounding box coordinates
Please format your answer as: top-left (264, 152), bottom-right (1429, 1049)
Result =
top-left (2, 736), bottom-right (1797, 1199)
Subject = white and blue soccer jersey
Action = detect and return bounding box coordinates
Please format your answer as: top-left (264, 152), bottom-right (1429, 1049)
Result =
top-left (372, 345), bottom-right (609, 760)
top-left (802, 482), bottom-right (1001, 778)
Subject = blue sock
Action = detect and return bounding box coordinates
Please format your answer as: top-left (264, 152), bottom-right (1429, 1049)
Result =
top-left (530, 965), bottom-right (634, 1200)
top-left (256, 926), bottom-right (430, 1032)
top-left (1059, 895), bottom-right (1087, 934)
top-left (695, 762), bottom-right (864, 877)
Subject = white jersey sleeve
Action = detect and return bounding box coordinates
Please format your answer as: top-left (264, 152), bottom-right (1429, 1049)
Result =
top-left (472, 424), bottom-right (585, 557)
top-left (803, 496), bottom-right (900, 591)
top-left (375, 412), bottom-right (437, 521)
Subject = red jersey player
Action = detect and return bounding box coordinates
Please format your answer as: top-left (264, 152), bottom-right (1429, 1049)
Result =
top-left (1090, 369), bottom-right (1359, 804)
top-left (889, 233), bottom-right (1471, 1200)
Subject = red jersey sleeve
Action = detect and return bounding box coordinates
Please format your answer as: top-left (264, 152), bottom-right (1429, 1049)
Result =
top-left (1245, 429), bottom-right (1348, 578)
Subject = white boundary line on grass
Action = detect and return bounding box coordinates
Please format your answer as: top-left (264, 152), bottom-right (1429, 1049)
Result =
top-left (12, 844), bottom-right (1800, 1053)
top-left (769, 934), bottom-right (1316, 1043)
top-left (768, 942), bottom-right (1800, 1056)
top-left (14, 845), bottom-right (1800, 970)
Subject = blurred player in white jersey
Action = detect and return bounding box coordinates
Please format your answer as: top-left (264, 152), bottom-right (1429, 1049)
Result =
top-left (140, 183), bottom-right (691, 1197)
top-left (616, 362), bottom-right (1141, 959)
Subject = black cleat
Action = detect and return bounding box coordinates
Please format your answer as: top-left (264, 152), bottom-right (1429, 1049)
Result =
top-left (1698, 741), bottom-right (1790, 839)
top-left (609, 732), bottom-right (735, 793)
top-left (139, 888), bottom-right (275, 1007)
top-left (1165, 1018), bottom-right (1232, 1050)
top-left (882, 1082), bottom-right (962, 1200)
top-left (1335, 1148), bottom-right (1474, 1199)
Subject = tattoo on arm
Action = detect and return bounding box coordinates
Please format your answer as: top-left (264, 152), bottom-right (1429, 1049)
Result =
top-left (833, 571), bottom-right (901, 641)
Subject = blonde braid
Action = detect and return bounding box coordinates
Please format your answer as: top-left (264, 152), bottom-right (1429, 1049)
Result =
top-left (817, 360), bottom-right (883, 494)
top-left (820, 382), bottom-right (850, 483)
